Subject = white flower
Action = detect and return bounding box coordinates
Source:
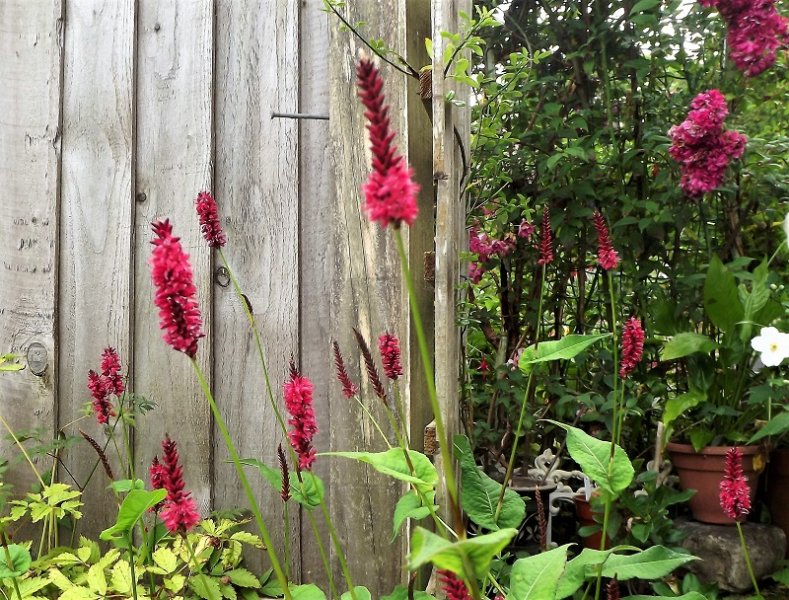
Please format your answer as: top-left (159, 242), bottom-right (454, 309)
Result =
top-left (751, 326), bottom-right (789, 367)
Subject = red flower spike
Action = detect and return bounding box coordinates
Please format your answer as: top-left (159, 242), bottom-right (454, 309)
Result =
top-left (619, 317), bottom-right (645, 378)
top-left (195, 191), bottom-right (227, 249)
top-left (284, 367), bottom-right (318, 471)
top-left (100, 347), bottom-right (125, 396)
top-left (356, 58), bottom-right (420, 228)
top-left (333, 341), bottom-right (359, 399)
top-left (720, 447), bottom-right (751, 520)
top-left (593, 211), bottom-right (621, 271)
top-left (378, 332), bottom-right (403, 380)
top-left (158, 435), bottom-right (201, 533)
top-left (87, 370), bottom-right (114, 425)
top-left (149, 455), bottom-right (167, 512)
top-left (537, 206), bottom-right (554, 266)
top-left (150, 220), bottom-right (204, 358)
top-left (437, 570), bottom-right (472, 600)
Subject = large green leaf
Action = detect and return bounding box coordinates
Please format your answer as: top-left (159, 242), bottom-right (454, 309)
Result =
top-left (593, 546), bottom-right (697, 580)
top-left (392, 490), bottom-right (436, 540)
top-left (408, 527), bottom-right (516, 581)
top-left (748, 410), bottom-right (789, 444)
top-left (509, 545), bottom-right (571, 600)
top-left (555, 548), bottom-right (614, 599)
top-left (454, 435), bottom-right (525, 531)
top-left (340, 587), bottom-right (372, 600)
top-left (660, 333), bottom-right (716, 361)
top-left (704, 256), bottom-right (743, 335)
top-left (549, 423), bottom-right (633, 496)
top-left (100, 489), bottom-right (167, 541)
top-left (519, 334), bottom-right (610, 372)
top-left (0, 544), bottom-right (31, 577)
top-left (290, 584), bottom-right (327, 600)
top-left (321, 449), bottom-right (437, 493)
top-left (661, 390), bottom-right (706, 437)
top-left (241, 458), bottom-right (324, 509)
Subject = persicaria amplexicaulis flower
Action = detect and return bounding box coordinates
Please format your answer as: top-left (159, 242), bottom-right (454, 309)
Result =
top-left (150, 220), bottom-right (204, 358)
top-left (195, 191), bottom-right (227, 248)
top-left (619, 317), bottom-right (644, 378)
top-left (158, 435), bottom-right (201, 533)
top-left (668, 90), bottom-right (747, 196)
top-left (356, 58), bottom-right (420, 228)
top-left (353, 328), bottom-right (388, 405)
top-left (277, 443), bottom-right (291, 502)
top-left (100, 347), bottom-right (125, 396)
top-left (149, 456), bottom-right (167, 511)
top-left (378, 332), bottom-right (403, 380)
top-left (593, 211), bottom-right (620, 271)
top-left (284, 364), bottom-right (318, 471)
top-left (720, 446), bottom-right (751, 520)
top-left (333, 341), bottom-right (359, 398)
top-left (87, 347), bottom-right (125, 425)
top-left (537, 205), bottom-right (554, 265)
top-left (438, 570), bottom-right (472, 600)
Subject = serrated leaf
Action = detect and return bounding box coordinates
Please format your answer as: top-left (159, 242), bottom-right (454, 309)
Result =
top-left (86, 563), bottom-right (107, 595)
top-left (59, 588), bottom-right (98, 600)
top-left (230, 530), bottom-right (263, 548)
top-left (0, 544), bottom-right (31, 578)
top-left (153, 547), bottom-right (178, 574)
top-left (111, 560), bottom-right (133, 595)
top-left (226, 568), bottom-right (261, 589)
top-left (519, 334), bottom-right (610, 372)
top-left (165, 573), bottom-right (187, 592)
top-left (510, 545), bottom-right (571, 599)
top-left (191, 575), bottom-right (222, 600)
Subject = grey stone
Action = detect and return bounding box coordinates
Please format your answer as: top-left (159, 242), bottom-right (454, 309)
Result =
top-left (677, 520), bottom-right (787, 592)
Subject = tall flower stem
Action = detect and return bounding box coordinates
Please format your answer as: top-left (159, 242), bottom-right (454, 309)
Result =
top-left (394, 229), bottom-right (461, 531)
top-left (1, 530), bottom-right (22, 600)
top-left (320, 501), bottom-right (358, 600)
top-left (190, 359), bottom-right (292, 600)
top-left (307, 510), bottom-right (338, 598)
top-left (494, 263), bottom-right (546, 522)
top-left (126, 532), bottom-right (139, 600)
top-left (735, 521), bottom-right (762, 597)
top-left (0, 413), bottom-right (45, 488)
top-left (356, 398), bottom-right (392, 448)
top-left (282, 501), bottom-right (292, 581)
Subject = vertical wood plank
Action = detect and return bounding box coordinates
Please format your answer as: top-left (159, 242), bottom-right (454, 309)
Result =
top-left (432, 0), bottom-right (470, 511)
top-left (298, 0), bottom-right (332, 585)
top-left (213, 0), bottom-right (300, 572)
top-left (0, 2), bottom-right (63, 493)
top-left (58, 0), bottom-right (135, 539)
top-left (133, 0), bottom-right (214, 515)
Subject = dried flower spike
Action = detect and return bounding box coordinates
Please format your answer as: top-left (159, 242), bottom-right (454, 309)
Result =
top-left (378, 332), bottom-right (403, 380)
top-left (537, 205), bottom-right (554, 266)
top-left (277, 443), bottom-right (291, 502)
top-left (606, 578), bottom-right (621, 600)
top-left (593, 211), bottom-right (620, 271)
top-left (353, 328), bottom-right (388, 405)
top-left (80, 430), bottom-right (114, 480)
top-left (159, 434), bottom-right (201, 533)
top-left (356, 58), bottom-right (420, 228)
top-left (333, 341), bottom-right (359, 398)
top-left (284, 365), bottom-right (318, 471)
top-left (619, 317), bottom-right (644, 379)
top-left (150, 220), bottom-right (204, 358)
top-left (720, 447), bottom-right (751, 520)
top-left (195, 191), bottom-right (227, 248)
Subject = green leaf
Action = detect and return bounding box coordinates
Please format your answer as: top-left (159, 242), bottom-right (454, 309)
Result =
top-left (0, 544), bottom-right (31, 577)
top-left (191, 575), bottom-right (223, 600)
top-left (454, 435), bottom-right (525, 531)
top-left (240, 458), bottom-right (281, 490)
top-left (381, 585), bottom-right (436, 600)
top-left (549, 423), bottom-right (633, 496)
top-left (594, 546), bottom-right (697, 580)
top-left (408, 526), bottom-right (517, 581)
top-left (661, 390), bottom-right (706, 436)
top-left (704, 256), bottom-right (743, 335)
top-left (392, 490), bottom-right (435, 540)
top-left (59, 588), bottom-right (99, 600)
top-left (624, 594), bottom-right (708, 600)
top-left (321, 449), bottom-right (437, 493)
top-left (629, 0), bottom-right (660, 14)
top-left (341, 586), bottom-right (372, 600)
top-left (290, 472), bottom-right (325, 509)
top-left (290, 583), bottom-right (327, 600)
top-left (109, 479), bottom-right (145, 494)
top-left (152, 547), bottom-right (178, 574)
top-left (660, 333), bottom-right (717, 361)
top-left (86, 562), bottom-right (108, 595)
top-left (226, 568), bottom-right (261, 589)
top-left (771, 566), bottom-right (789, 585)
top-left (556, 548), bottom-right (614, 599)
top-left (748, 411), bottom-right (789, 443)
top-left (510, 545), bottom-right (571, 599)
top-left (99, 488), bottom-right (167, 541)
top-left (519, 334), bottom-right (610, 372)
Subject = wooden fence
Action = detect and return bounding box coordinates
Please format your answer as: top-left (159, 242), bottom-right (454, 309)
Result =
top-left (0, 0), bottom-right (468, 594)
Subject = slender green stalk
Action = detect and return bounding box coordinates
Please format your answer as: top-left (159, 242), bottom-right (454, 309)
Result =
top-left (320, 501), bottom-right (358, 600)
top-left (307, 510), bottom-right (338, 599)
top-left (735, 522), bottom-right (762, 598)
top-left (119, 404), bottom-right (135, 480)
top-left (355, 397), bottom-right (392, 448)
top-left (0, 413), bottom-right (45, 488)
top-left (394, 230), bottom-right (461, 529)
top-left (1, 531), bottom-right (22, 600)
top-left (183, 534), bottom-right (216, 600)
top-left (283, 501), bottom-right (292, 580)
top-left (191, 360), bottom-right (292, 600)
top-left (127, 532), bottom-right (139, 600)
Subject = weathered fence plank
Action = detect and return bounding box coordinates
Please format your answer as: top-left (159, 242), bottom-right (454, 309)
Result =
top-left (58, 0), bottom-right (136, 539)
top-left (133, 0), bottom-right (214, 515)
top-left (0, 1), bottom-right (64, 492)
top-left (213, 0), bottom-right (300, 572)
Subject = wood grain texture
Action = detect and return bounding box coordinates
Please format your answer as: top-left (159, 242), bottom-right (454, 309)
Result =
top-left (298, 0), bottom-right (332, 585)
top-left (213, 0), bottom-right (300, 573)
top-left (133, 0), bottom-right (214, 516)
top-left (58, 0), bottom-right (135, 540)
top-left (432, 0), bottom-right (471, 513)
top-left (0, 1), bottom-right (63, 493)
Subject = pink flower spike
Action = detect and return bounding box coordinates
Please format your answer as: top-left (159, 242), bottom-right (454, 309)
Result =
top-left (159, 435), bottom-right (201, 533)
top-left (720, 447), bottom-right (751, 520)
top-left (87, 370), bottom-right (114, 425)
top-left (195, 191), bottom-right (227, 248)
top-left (284, 366), bottom-right (318, 471)
top-left (593, 211), bottom-right (621, 271)
top-left (378, 332), bottom-right (403, 380)
top-left (437, 570), bottom-right (472, 600)
top-left (100, 347), bottom-right (125, 396)
top-left (537, 206), bottom-right (554, 266)
top-left (619, 317), bottom-right (644, 378)
top-left (150, 220), bottom-right (204, 359)
top-left (356, 58), bottom-right (420, 228)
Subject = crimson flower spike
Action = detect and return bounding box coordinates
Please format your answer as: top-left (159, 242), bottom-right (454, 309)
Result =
top-left (537, 205), bottom-right (554, 265)
top-left (333, 341), bottom-right (359, 398)
top-left (437, 570), bottom-right (472, 600)
top-left (150, 220), bottom-right (204, 358)
top-left (159, 435), bottom-right (201, 533)
top-left (356, 58), bottom-right (420, 228)
top-left (87, 370), bottom-right (115, 425)
top-left (593, 211), bottom-right (620, 271)
top-left (619, 317), bottom-right (644, 379)
top-left (378, 332), bottom-right (403, 380)
top-left (283, 364), bottom-right (318, 471)
top-left (100, 347), bottom-right (125, 396)
top-left (720, 447), bottom-right (751, 520)
top-left (195, 191), bottom-right (227, 248)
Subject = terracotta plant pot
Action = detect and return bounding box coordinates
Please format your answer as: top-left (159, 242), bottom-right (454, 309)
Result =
top-left (573, 493), bottom-right (611, 549)
top-left (768, 448), bottom-right (789, 557)
top-left (667, 442), bottom-right (765, 525)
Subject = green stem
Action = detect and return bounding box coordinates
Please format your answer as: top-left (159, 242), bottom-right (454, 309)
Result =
top-left (127, 532), bottom-right (139, 600)
top-left (119, 404), bottom-right (135, 480)
top-left (183, 534), bottom-right (214, 600)
top-left (0, 413), bottom-right (45, 488)
top-left (191, 360), bottom-right (292, 600)
top-left (283, 501), bottom-right (292, 581)
top-left (355, 397), bottom-right (392, 448)
top-left (1, 531), bottom-right (22, 600)
top-left (735, 521), bottom-right (762, 597)
top-left (307, 510), bottom-right (338, 599)
top-left (394, 229), bottom-right (461, 529)
top-left (320, 501), bottom-right (357, 600)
